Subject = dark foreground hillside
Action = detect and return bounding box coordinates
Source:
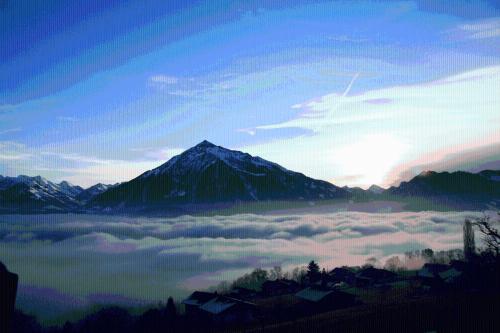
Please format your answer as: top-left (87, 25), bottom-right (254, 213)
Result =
top-left (239, 292), bottom-right (500, 333)
top-left (11, 292), bottom-right (500, 333)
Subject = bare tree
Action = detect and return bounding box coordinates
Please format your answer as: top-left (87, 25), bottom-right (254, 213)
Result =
top-left (269, 266), bottom-right (283, 280)
top-left (291, 266), bottom-right (307, 283)
top-left (473, 213), bottom-right (500, 256)
top-left (384, 256), bottom-right (403, 272)
top-left (364, 257), bottom-right (379, 268)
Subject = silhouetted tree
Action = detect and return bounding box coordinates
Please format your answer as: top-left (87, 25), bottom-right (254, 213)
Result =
top-left (307, 260), bottom-right (320, 274)
top-left (464, 219), bottom-right (476, 260)
top-left (307, 260), bottom-right (320, 283)
top-left (134, 308), bottom-right (163, 333)
top-left (421, 248), bottom-right (434, 262)
top-left (78, 307), bottom-right (133, 333)
top-left (163, 297), bottom-right (177, 331)
top-left (232, 268), bottom-right (268, 291)
top-left (384, 256), bottom-right (403, 272)
top-left (11, 310), bottom-right (42, 333)
top-left (363, 257), bottom-right (379, 268)
top-left (473, 214), bottom-right (500, 256)
top-left (61, 321), bottom-right (73, 333)
top-left (291, 266), bottom-right (307, 283)
top-left (269, 266), bottom-right (283, 280)
top-left (166, 297), bottom-right (176, 316)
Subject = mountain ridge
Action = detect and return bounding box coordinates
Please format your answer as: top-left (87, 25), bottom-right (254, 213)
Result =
top-left (1, 142), bottom-right (499, 214)
top-left (0, 175), bottom-right (114, 213)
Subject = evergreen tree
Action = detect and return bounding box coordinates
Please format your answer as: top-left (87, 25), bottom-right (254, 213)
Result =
top-left (307, 260), bottom-right (320, 282)
top-left (307, 260), bottom-right (320, 275)
top-left (165, 296), bottom-right (176, 318)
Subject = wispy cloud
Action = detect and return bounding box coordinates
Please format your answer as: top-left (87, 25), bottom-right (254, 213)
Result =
top-left (149, 75), bottom-right (179, 85)
top-left (128, 146), bottom-right (184, 160)
top-left (237, 128), bottom-right (256, 136)
top-left (452, 18), bottom-right (500, 39)
top-left (0, 104), bottom-right (18, 113)
top-left (0, 128), bottom-right (22, 135)
top-left (385, 134), bottom-right (500, 186)
top-left (327, 35), bottom-right (369, 43)
top-left (57, 116), bottom-right (79, 122)
top-left (40, 152), bottom-right (117, 165)
top-left (246, 66), bottom-right (500, 187)
top-left (35, 147), bottom-right (183, 186)
top-left (0, 141), bottom-right (32, 161)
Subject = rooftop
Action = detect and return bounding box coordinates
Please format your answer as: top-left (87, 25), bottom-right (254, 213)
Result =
top-left (182, 291), bottom-right (217, 306)
top-left (199, 296), bottom-right (255, 315)
top-left (295, 287), bottom-right (333, 302)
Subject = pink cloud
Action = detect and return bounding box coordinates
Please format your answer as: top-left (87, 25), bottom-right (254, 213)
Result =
top-left (363, 98), bottom-right (392, 104)
top-left (385, 132), bottom-right (500, 186)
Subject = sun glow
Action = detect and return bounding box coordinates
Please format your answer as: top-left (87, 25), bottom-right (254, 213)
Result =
top-left (333, 134), bottom-right (408, 188)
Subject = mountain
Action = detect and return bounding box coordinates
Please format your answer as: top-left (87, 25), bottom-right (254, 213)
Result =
top-left (368, 184), bottom-right (385, 195)
top-left (478, 170), bottom-right (500, 182)
top-left (387, 170), bottom-right (500, 209)
top-left (90, 141), bottom-right (348, 210)
top-left (76, 183), bottom-right (118, 203)
top-left (1, 144), bottom-right (499, 214)
top-left (0, 176), bottom-right (118, 213)
top-left (0, 175), bottom-right (84, 213)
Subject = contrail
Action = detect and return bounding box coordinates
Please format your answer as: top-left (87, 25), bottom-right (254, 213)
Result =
top-left (311, 71), bottom-right (360, 121)
top-left (342, 72), bottom-right (360, 97)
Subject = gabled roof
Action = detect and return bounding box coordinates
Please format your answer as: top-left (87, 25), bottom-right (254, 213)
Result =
top-left (230, 286), bottom-right (256, 294)
top-left (356, 267), bottom-right (396, 280)
top-left (438, 268), bottom-right (463, 282)
top-left (263, 279), bottom-right (299, 288)
top-left (417, 263), bottom-right (451, 279)
top-left (199, 296), bottom-right (255, 315)
top-left (449, 260), bottom-right (467, 271)
top-left (199, 297), bottom-right (236, 314)
top-left (422, 263), bottom-right (449, 272)
top-left (295, 287), bottom-right (333, 302)
top-left (330, 267), bottom-right (355, 275)
top-left (329, 267), bottom-right (356, 281)
top-left (182, 291), bottom-right (217, 306)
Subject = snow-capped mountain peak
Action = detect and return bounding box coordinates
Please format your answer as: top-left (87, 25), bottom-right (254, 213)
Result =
top-left (142, 141), bottom-right (289, 178)
top-left (93, 141), bottom-right (348, 207)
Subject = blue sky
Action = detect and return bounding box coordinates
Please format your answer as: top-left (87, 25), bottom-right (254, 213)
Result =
top-left (1, 0), bottom-right (499, 188)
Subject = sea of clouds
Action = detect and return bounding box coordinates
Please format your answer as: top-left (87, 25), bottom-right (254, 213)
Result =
top-left (0, 211), bottom-right (484, 322)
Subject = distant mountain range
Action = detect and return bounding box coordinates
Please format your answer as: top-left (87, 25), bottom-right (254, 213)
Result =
top-left (0, 175), bottom-right (116, 213)
top-left (385, 170), bottom-right (500, 209)
top-left (0, 141), bottom-right (499, 214)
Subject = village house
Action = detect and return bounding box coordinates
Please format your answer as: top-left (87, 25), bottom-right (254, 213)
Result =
top-left (417, 262), bottom-right (465, 288)
top-left (416, 263), bottom-right (450, 290)
top-left (227, 286), bottom-right (258, 300)
top-left (449, 260), bottom-right (468, 271)
top-left (438, 267), bottom-right (463, 284)
top-left (417, 263), bottom-right (450, 279)
top-left (182, 291), bottom-right (217, 316)
top-left (262, 279), bottom-right (300, 297)
top-left (197, 295), bottom-right (256, 324)
top-left (328, 267), bottom-right (356, 284)
top-left (355, 267), bottom-right (397, 287)
top-left (295, 286), bottom-right (357, 313)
